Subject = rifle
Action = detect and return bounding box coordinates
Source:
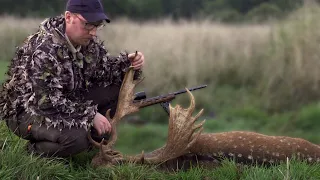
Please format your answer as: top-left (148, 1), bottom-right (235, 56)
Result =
top-left (133, 85), bottom-right (207, 115)
top-left (95, 85), bottom-right (207, 140)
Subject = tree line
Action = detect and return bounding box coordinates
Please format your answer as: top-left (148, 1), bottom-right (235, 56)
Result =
top-left (0, 0), bottom-right (306, 22)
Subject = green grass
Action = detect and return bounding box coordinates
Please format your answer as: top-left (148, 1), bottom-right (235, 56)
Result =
top-left (0, 120), bottom-right (319, 180)
top-left (0, 61), bottom-right (9, 83)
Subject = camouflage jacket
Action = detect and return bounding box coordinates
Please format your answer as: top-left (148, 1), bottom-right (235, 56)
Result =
top-left (0, 15), bottom-right (141, 131)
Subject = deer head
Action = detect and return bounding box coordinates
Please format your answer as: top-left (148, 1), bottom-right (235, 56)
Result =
top-left (88, 66), bottom-right (205, 167)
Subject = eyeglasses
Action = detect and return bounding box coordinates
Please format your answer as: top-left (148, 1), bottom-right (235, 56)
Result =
top-left (72, 13), bottom-right (105, 31)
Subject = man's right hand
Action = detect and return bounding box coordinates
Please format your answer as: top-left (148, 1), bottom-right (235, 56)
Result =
top-left (93, 112), bottom-right (112, 135)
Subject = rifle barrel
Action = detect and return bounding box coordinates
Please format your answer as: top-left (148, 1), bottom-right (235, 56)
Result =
top-left (174, 85), bottom-right (207, 95)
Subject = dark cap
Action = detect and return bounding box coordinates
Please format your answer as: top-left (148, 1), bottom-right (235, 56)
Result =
top-left (66, 0), bottom-right (110, 23)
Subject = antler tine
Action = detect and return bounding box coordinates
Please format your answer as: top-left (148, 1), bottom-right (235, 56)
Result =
top-left (105, 109), bottom-right (112, 123)
top-left (187, 127), bottom-right (204, 149)
top-left (193, 109), bottom-right (204, 122)
top-left (99, 138), bottom-right (112, 162)
top-left (192, 119), bottom-right (205, 132)
top-left (186, 88), bottom-right (195, 116)
top-left (87, 129), bottom-right (107, 148)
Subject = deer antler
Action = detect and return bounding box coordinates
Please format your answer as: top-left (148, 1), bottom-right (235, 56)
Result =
top-left (89, 66), bottom-right (183, 166)
top-left (88, 66), bottom-right (143, 165)
top-left (126, 89), bottom-right (205, 164)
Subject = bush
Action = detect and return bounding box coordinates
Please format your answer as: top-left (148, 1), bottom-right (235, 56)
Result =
top-left (246, 3), bottom-right (282, 22)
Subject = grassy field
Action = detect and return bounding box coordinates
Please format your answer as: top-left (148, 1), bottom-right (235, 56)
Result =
top-left (0, 4), bottom-right (320, 180)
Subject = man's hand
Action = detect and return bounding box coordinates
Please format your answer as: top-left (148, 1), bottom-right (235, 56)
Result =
top-left (128, 51), bottom-right (145, 70)
top-left (93, 112), bottom-right (112, 135)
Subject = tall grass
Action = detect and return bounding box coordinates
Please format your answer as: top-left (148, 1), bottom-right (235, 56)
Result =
top-left (2, 5), bottom-right (320, 113)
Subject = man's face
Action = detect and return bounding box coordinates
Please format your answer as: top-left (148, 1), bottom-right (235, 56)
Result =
top-left (65, 11), bottom-right (105, 46)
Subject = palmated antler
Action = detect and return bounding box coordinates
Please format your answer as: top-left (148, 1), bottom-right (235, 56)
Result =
top-left (88, 66), bottom-right (142, 164)
top-left (126, 89), bottom-right (205, 164)
top-left (89, 66), bottom-right (183, 165)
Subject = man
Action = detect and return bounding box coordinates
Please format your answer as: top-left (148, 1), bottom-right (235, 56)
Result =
top-left (0, 0), bottom-right (145, 157)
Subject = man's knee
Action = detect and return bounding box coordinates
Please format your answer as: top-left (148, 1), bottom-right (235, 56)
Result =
top-left (58, 127), bottom-right (90, 155)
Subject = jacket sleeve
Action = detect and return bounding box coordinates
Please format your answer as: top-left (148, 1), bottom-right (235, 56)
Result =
top-left (97, 45), bottom-right (143, 86)
top-left (26, 47), bottom-right (97, 130)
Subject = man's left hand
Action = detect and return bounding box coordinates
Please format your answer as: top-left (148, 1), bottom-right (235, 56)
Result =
top-left (128, 51), bottom-right (145, 70)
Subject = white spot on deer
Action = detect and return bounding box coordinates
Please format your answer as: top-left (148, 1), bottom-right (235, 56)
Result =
top-left (308, 158), bottom-right (313, 162)
top-left (249, 141), bottom-right (252, 144)
top-left (287, 143), bottom-right (291, 146)
top-left (248, 155), bottom-right (253, 160)
top-left (263, 158), bottom-right (267, 162)
top-left (275, 153), bottom-right (280, 157)
top-left (239, 136), bottom-right (242, 139)
top-left (304, 148), bottom-right (308, 151)
top-left (269, 159), bottom-right (274, 163)
top-left (228, 153), bottom-right (234, 157)
top-left (213, 153), bottom-right (217, 156)
top-left (317, 158), bottom-right (320, 162)
top-left (233, 145), bottom-right (237, 149)
top-left (238, 154), bottom-right (242, 157)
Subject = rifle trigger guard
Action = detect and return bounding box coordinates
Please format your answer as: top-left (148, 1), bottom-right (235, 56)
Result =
top-left (160, 101), bottom-right (171, 115)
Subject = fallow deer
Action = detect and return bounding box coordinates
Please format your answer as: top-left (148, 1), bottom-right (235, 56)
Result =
top-left (88, 66), bottom-right (320, 170)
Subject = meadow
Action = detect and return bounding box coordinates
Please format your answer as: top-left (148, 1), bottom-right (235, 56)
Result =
top-left (0, 4), bottom-right (320, 180)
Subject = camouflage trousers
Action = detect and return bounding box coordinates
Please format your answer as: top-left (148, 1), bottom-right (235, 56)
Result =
top-left (6, 84), bottom-right (120, 158)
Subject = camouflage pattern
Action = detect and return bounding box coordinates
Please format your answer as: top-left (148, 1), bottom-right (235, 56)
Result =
top-left (0, 15), bottom-right (142, 131)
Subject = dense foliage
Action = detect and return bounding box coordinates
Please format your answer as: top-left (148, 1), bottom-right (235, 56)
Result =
top-left (0, 0), bottom-right (305, 22)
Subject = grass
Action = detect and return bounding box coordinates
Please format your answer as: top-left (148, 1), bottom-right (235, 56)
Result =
top-left (0, 120), bottom-right (319, 180)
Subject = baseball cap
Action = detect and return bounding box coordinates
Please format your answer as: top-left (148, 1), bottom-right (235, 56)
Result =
top-left (66, 0), bottom-right (110, 23)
